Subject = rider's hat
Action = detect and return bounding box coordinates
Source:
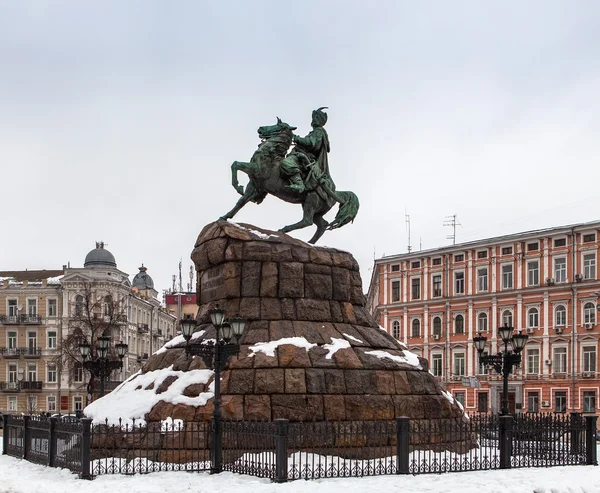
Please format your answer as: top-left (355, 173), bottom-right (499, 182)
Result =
top-left (312, 107), bottom-right (328, 127)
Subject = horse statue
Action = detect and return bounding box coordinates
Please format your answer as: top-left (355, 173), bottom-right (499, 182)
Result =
top-left (220, 117), bottom-right (359, 244)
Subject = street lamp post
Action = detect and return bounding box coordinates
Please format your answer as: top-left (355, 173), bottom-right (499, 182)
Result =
top-left (473, 325), bottom-right (528, 415)
top-left (178, 307), bottom-right (246, 474)
top-left (79, 337), bottom-right (128, 399)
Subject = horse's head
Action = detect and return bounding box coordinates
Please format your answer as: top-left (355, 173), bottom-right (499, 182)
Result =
top-left (257, 117), bottom-right (297, 142)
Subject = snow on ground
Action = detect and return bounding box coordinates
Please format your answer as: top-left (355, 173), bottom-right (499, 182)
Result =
top-left (84, 365), bottom-right (214, 426)
top-left (0, 439), bottom-right (599, 493)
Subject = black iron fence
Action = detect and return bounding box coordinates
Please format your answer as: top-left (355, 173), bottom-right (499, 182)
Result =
top-left (2, 412), bottom-right (597, 481)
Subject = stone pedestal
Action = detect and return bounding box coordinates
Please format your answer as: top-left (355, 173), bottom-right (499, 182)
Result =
top-left (141, 221), bottom-right (465, 423)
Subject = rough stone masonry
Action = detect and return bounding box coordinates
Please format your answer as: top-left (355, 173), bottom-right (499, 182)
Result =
top-left (139, 220), bottom-right (465, 424)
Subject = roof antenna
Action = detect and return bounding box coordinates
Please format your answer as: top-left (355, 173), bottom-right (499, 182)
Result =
top-left (405, 210), bottom-right (412, 253)
top-left (444, 214), bottom-right (462, 245)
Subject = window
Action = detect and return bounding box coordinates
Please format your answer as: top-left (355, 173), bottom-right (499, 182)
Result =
top-left (47, 365), bottom-right (57, 383)
top-left (502, 310), bottom-right (513, 327)
top-left (502, 264), bottom-right (513, 289)
top-left (74, 396), bottom-right (83, 411)
top-left (554, 238), bottom-right (566, 247)
top-left (73, 363), bottom-right (84, 383)
top-left (477, 250), bottom-right (488, 259)
top-left (454, 353), bottom-right (465, 376)
top-left (455, 272), bottom-right (465, 295)
top-left (432, 258), bottom-right (442, 266)
top-left (8, 364), bottom-right (18, 384)
top-left (477, 392), bottom-right (489, 413)
top-left (392, 320), bottom-right (400, 339)
top-left (411, 278), bottom-right (421, 300)
top-left (454, 392), bottom-right (466, 407)
top-left (75, 295), bottom-right (84, 316)
top-left (554, 258), bottom-right (566, 283)
top-left (391, 280), bottom-right (400, 302)
top-left (411, 319), bottom-right (420, 338)
top-left (502, 246), bottom-right (513, 255)
top-left (555, 305), bottom-right (566, 326)
top-left (432, 354), bottom-right (443, 377)
top-left (528, 261), bottom-right (539, 286)
top-left (27, 298), bottom-right (37, 316)
top-left (411, 261), bottom-right (421, 269)
top-left (478, 351), bottom-right (489, 375)
top-left (391, 264), bottom-right (400, 272)
top-left (553, 347), bottom-right (567, 373)
top-left (527, 242), bottom-right (539, 251)
top-left (432, 275), bottom-right (442, 297)
top-left (528, 308), bottom-right (539, 328)
top-left (7, 331), bottom-right (17, 349)
top-left (584, 302), bottom-right (596, 324)
top-left (454, 254), bottom-right (464, 262)
top-left (527, 348), bottom-right (540, 374)
top-left (478, 312), bottom-right (488, 332)
top-left (477, 268), bottom-right (488, 292)
top-left (8, 299), bottom-right (18, 318)
top-left (27, 363), bottom-right (37, 382)
top-left (8, 397), bottom-right (17, 412)
top-left (47, 331), bottom-right (57, 349)
top-left (47, 396), bottom-right (56, 413)
top-left (583, 346), bottom-right (596, 372)
top-left (584, 253), bottom-right (596, 279)
top-left (47, 299), bottom-right (57, 317)
top-left (432, 317), bottom-right (442, 336)
top-left (583, 233), bottom-right (596, 243)
top-left (583, 391), bottom-right (596, 413)
top-left (528, 392), bottom-right (539, 413)
top-left (455, 314), bottom-right (464, 334)
top-left (28, 331), bottom-right (37, 350)
top-left (555, 391), bottom-right (567, 413)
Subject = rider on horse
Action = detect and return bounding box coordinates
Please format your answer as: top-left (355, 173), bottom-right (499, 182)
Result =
top-left (281, 107), bottom-right (331, 194)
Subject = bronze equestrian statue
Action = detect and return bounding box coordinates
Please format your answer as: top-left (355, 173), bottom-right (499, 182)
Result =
top-left (220, 108), bottom-right (359, 244)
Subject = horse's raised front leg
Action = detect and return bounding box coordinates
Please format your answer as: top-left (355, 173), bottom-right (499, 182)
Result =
top-left (279, 192), bottom-right (318, 235)
top-left (231, 161), bottom-right (255, 196)
top-left (220, 183), bottom-right (256, 221)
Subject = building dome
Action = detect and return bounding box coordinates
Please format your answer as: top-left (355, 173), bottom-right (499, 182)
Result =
top-left (132, 265), bottom-right (154, 290)
top-left (84, 241), bottom-right (117, 268)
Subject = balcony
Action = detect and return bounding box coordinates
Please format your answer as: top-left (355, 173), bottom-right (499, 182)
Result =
top-left (0, 347), bottom-right (43, 358)
top-left (0, 382), bottom-right (20, 392)
top-left (153, 329), bottom-right (162, 337)
top-left (20, 381), bottom-right (43, 391)
top-left (0, 381), bottom-right (43, 392)
top-left (0, 314), bottom-right (43, 325)
top-left (137, 324), bottom-right (149, 333)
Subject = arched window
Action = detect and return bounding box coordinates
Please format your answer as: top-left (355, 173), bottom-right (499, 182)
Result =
top-left (103, 295), bottom-right (113, 317)
top-left (584, 302), bottom-right (596, 324)
top-left (433, 317), bottom-right (442, 336)
top-left (478, 313), bottom-right (488, 332)
top-left (455, 314), bottom-right (464, 334)
top-left (555, 305), bottom-right (566, 326)
top-left (75, 295), bottom-right (84, 316)
top-left (411, 319), bottom-right (421, 338)
top-left (502, 310), bottom-right (513, 328)
top-left (392, 320), bottom-right (401, 339)
top-left (528, 308), bottom-right (539, 328)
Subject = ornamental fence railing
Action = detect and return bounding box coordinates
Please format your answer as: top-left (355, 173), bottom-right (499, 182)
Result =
top-left (1, 412), bottom-right (597, 481)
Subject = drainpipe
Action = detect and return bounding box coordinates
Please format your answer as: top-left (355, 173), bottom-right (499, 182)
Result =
top-left (570, 228), bottom-right (577, 411)
top-left (445, 254), bottom-right (450, 384)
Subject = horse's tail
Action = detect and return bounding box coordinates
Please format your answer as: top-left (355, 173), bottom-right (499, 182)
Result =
top-left (328, 191), bottom-right (359, 230)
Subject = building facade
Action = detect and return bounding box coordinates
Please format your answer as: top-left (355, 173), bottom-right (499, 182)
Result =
top-left (367, 221), bottom-right (600, 415)
top-left (0, 243), bottom-right (177, 414)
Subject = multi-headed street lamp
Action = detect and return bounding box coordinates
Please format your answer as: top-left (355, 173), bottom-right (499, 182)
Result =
top-left (473, 325), bottom-right (528, 415)
top-left (178, 307), bottom-right (247, 474)
top-left (79, 336), bottom-right (128, 398)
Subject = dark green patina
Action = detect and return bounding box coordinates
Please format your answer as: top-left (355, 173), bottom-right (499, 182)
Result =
top-left (220, 108), bottom-right (359, 244)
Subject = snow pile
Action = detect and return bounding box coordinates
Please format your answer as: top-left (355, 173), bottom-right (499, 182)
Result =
top-left (343, 333), bottom-right (363, 343)
top-left (154, 330), bottom-right (206, 355)
top-left (46, 275), bottom-right (63, 284)
top-left (322, 338), bottom-right (351, 359)
top-left (160, 417), bottom-right (184, 432)
top-left (364, 349), bottom-right (422, 369)
top-left (84, 365), bottom-right (214, 426)
top-left (248, 337), bottom-right (317, 357)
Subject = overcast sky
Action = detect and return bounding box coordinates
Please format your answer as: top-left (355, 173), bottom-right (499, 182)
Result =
top-left (1, 1), bottom-right (599, 294)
